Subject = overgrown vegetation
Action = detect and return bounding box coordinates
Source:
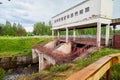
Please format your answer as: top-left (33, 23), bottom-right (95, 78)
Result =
top-left (50, 64), bottom-right (71, 76)
top-left (0, 37), bottom-right (51, 57)
top-left (19, 48), bottom-right (120, 80)
top-left (0, 68), bottom-right (6, 80)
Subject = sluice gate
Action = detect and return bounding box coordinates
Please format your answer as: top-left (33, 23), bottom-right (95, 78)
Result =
top-left (32, 39), bottom-right (99, 71)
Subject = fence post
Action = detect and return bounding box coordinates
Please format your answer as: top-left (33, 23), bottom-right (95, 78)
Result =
top-left (106, 69), bottom-right (110, 80)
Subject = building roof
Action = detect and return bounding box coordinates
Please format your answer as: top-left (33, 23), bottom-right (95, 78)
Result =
top-left (52, 0), bottom-right (89, 18)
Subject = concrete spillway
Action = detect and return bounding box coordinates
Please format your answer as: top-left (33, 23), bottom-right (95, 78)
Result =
top-left (32, 40), bottom-right (98, 71)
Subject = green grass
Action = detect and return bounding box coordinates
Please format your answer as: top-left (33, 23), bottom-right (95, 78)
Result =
top-left (0, 36), bottom-right (52, 57)
top-left (50, 64), bottom-right (71, 76)
top-left (0, 68), bottom-right (5, 80)
top-left (19, 48), bottom-right (120, 80)
top-left (74, 48), bottom-right (120, 68)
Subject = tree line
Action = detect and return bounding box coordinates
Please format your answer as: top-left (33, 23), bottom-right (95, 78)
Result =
top-left (33, 22), bottom-right (113, 36)
top-left (0, 21), bottom-right (26, 36)
top-left (0, 21), bottom-right (119, 37)
top-left (33, 22), bottom-right (52, 36)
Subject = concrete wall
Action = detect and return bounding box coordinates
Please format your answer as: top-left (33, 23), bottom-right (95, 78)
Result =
top-left (0, 56), bottom-right (32, 69)
top-left (51, 0), bottom-right (113, 30)
top-left (101, 0), bottom-right (113, 19)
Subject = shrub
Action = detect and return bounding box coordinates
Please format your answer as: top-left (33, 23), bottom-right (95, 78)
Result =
top-left (50, 64), bottom-right (70, 75)
top-left (7, 69), bottom-right (13, 74)
top-left (0, 68), bottom-right (6, 80)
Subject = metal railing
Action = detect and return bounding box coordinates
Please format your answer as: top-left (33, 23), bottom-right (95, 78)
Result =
top-left (66, 53), bottom-right (120, 80)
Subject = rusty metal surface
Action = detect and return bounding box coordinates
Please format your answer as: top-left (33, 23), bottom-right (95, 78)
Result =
top-left (60, 37), bottom-right (105, 46)
top-left (113, 35), bottom-right (120, 49)
top-left (33, 41), bottom-right (92, 64)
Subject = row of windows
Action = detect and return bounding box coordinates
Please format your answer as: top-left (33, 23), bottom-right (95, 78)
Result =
top-left (54, 7), bottom-right (90, 23)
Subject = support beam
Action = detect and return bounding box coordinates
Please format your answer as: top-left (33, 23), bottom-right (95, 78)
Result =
top-left (73, 28), bottom-right (76, 41)
top-left (66, 27), bottom-right (69, 43)
top-left (58, 30), bottom-right (60, 40)
top-left (106, 69), bottom-right (110, 80)
top-left (97, 22), bottom-right (101, 47)
top-left (52, 30), bottom-right (54, 40)
top-left (32, 49), bottom-right (38, 63)
top-left (113, 25), bottom-right (116, 34)
top-left (38, 53), bottom-right (44, 72)
top-left (105, 24), bottom-right (110, 46)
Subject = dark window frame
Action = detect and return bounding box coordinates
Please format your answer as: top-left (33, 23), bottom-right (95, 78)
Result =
top-left (59, 18), bottom-right (60, 22)
top-left (75, 11), bottom-right (78, 16)
top-left (54, 20), bottom-right (56, 23)
top-left (67, 15), bottom-right (69, 19)
top-left (71, 13), bottom-right (74, 18)
top-left (79, 9), bottom-right (83, 14)
top-left (61, 17), bottom-right (63, 21)
top-left (64, 16), bottom-right (66, 20)
top-left (85, 7), bottom-right (90, 13)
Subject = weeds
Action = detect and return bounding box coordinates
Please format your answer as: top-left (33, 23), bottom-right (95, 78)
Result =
top-left (7, 69), bottom-right (13, 74)
top-left (0, 68), bottom-right (5, 80)
top-left (50, 64), bottom-right (70, 75)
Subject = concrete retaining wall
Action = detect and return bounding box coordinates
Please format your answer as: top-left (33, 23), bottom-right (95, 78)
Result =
top-left (0, 56), bottom-right (32, 69)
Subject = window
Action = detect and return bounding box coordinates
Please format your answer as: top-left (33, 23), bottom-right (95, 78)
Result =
top-left (85, 7), bottom-right (90, 13)
top-left (59, 18), bottom-right (60, 22)
top-left (71, 13), bottom-right (73, 18)
top-left (54, 20), bottom-right (56, 23)
top-left (79, 9), bottom-right (83, 14)
top-left (75, 11), bottom-right (78, 16)
top-left (57, 19), bottom-right (58, 22)
top-left (67, 15), bottom-right (69, 19)
top-left (61, 17), bottom-right (63, 21)
top-left (64, 16), bottom-right (66, 20)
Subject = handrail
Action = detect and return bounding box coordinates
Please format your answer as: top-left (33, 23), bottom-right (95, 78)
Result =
top-left (66, 53), bottom-right (120, 80)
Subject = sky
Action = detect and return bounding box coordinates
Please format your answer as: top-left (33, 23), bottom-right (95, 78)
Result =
top-left (0, 0), bottom-right (120, 32)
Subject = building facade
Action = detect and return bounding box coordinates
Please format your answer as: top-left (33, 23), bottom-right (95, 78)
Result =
top-left (51, 0), bottom-right (114, 47)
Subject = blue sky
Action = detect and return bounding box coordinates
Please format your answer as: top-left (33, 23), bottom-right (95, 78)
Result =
top-left (0, 0), bottom-right (120, 32)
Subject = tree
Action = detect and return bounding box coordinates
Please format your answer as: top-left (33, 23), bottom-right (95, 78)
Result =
top-left (4, 21), bottom-right (12, 35)
top-left (0, 21), bottom-right (26, 36)
top-left (33, 22), bottom-right (45, 35)
top-left (33, 22), bottom-right (52, 36)
top-left (0, 24), bottom-right (4, 36)
top-left (12, 23), bottom-right (17, 36)
top-left (17, 23), bottom-right (26, 36)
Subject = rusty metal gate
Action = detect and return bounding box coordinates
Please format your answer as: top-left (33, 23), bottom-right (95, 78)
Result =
top-left (113, 35), bottom-right (120, 49)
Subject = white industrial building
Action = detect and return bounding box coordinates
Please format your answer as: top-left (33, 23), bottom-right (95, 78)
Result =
top-left (51, 0), bottom-right (114, 47)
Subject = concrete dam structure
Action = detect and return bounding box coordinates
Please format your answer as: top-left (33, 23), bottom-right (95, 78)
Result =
top-left (32, 40), bottom-right (98, 71)
top-left (32, 0), bottom-right (120, 71)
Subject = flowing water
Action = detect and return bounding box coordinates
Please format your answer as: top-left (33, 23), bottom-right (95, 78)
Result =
top-left (4, 64), bottom-right (38, 80)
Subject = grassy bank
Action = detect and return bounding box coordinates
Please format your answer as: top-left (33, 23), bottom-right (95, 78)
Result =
top-left (0, 36), bottom-right (52, 57)
top-left (19, 48), bottom-right (120, 80)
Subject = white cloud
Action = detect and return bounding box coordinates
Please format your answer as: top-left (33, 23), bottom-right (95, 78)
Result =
top-left (24, 26), bottom-right (33, 32)
top-left (0, 0), bottom-right (120, 32)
